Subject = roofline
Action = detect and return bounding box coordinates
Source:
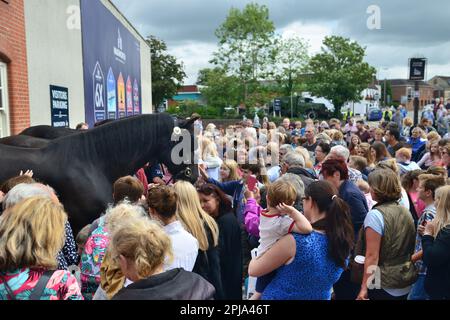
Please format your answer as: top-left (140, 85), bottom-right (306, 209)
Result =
top-left (105, 0), bottom-right (150, 46)
top-left (430, 75), bottom-right (450, 79)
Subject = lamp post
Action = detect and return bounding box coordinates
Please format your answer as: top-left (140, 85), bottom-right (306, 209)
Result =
top-left (290, 91), bottom-right (294, 119)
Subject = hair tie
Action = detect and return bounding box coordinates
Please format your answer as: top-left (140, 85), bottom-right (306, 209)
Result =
top-left (332, 195), bottom-right (338, 201)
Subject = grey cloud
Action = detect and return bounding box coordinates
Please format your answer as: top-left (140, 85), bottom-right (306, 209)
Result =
top-left (111, 0), bottom-right (450, 81)
top-left (113, 0), bottom-right (450, 45)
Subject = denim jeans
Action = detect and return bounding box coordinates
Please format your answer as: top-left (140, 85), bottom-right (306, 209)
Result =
top-left (408, 274), bottom-right (430, 300)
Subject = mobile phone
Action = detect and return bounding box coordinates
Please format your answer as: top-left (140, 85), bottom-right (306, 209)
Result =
top-left (247, 175), bottom-right (258, 192)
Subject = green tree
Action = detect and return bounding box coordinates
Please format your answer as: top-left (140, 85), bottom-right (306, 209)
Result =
top-left (272, 36), bottom-right (310, 97)
top-left (307, 36), bottom-right (376, 118)
top-left (211, 3), bottom-right (277, 102)
top-left (147, 35), bottom-right (186, 109)
top-left (197, 68), bottom-right (242, 114)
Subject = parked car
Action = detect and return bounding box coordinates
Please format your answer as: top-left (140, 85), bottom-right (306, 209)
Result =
top-left (271, 96), bottom-right (332, 120)
top-left (367, 107), bottom-right (383, 121)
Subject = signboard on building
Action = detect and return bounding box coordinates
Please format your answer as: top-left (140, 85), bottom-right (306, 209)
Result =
top-left (80, 0), bottom-right (142, 127)
top-left (50, 85), bottom-right (69, 128)
top-left (409, 58), bottom-right (427, 81)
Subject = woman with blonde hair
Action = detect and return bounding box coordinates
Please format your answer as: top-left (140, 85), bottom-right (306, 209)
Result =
top-left (356, 169), bottom-right (417, 300)
top-left (80, 203), bottom-right (146, 300)
top-left (422, 185), bottom-right (450, 299)
top-left (373, 128), bottom-right (385, 144)
top-left (403, 117), bottom-right (414, 138)
top-left (0, 197), bottom-right (83, 300)
top-left (426, 131), bottom-right (441, 142)
top-left (220, 159), bottom-right (241, 182)
top-left (349, 135), bottom-right (362, 156)
top-left (199, 137), bottom-right (223, 181)
top-left (294, 147), bottom-right (314, 169)
top-left (418, 139), bottom-right (443, 169)
top-left (330, 130), bottom-right (346, 148)
top-left (356, 143), bottom-right (375, 168)
top-left (375, 159), bottom-right (411, 211)
top-left (111, 218), bottom-right (215, 300)
top-left (174, 181), bottom-right (223, 299)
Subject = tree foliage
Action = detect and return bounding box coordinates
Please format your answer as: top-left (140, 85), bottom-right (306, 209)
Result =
top-left (307, 36), bottom-right (376, 117)
top-left (211, 3), bottom-right (277, 102)
top-left (147, 35), bottom-right (186, 109)
top-left (272, 36), bottom-right (310, 97)
top-left (197, 68), bottom-right (242, 114)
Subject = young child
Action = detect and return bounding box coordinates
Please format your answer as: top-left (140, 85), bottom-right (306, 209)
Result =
top-left (409, 174), bottom-right (446, 300)
top-left (356, 179), bottom-right (375, 210)
top-left (247, 180), bottom-right (313, 300)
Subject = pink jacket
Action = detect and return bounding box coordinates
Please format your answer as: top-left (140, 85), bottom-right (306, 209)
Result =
top-left (244, 198), bottom-right (262, 238)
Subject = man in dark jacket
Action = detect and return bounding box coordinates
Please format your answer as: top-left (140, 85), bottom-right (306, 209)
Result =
top-left (321, 158), bottom-right (369, 300)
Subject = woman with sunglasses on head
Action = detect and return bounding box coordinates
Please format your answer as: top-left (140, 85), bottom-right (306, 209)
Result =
top-left (197, 184), bottom-right (242, 300)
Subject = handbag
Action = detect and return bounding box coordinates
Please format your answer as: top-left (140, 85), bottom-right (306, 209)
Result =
top-left (349, 228), bottom-right (366, 285)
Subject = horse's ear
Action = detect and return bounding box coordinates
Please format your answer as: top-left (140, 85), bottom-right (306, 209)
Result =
top-left (179, 117), bottom-right (199, 130)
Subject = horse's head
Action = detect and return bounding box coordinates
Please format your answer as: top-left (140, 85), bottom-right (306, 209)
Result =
top-left (159, 115), bottom-right (200, 184)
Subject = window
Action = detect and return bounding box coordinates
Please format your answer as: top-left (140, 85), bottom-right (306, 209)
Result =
top-left (0, 62), bottom-right (10, 138)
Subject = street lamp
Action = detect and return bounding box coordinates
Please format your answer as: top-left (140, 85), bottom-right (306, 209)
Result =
top-left (377, 67), bottom-right (389, 107)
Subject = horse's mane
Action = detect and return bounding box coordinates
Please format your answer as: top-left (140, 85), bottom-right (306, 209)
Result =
top-left (46, 114), bottom-right (175, 170)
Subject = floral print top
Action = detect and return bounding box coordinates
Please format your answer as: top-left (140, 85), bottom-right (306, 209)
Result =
top-left (0, 268), bottom-right (83, 300)
top-left (79, 218), bottom-right (110, 300)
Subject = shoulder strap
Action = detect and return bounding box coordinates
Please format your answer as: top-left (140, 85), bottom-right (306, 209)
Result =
top-left (1, 276), bottom-right (16, 300)
top-left (29, 270), bottom-right (55, 300)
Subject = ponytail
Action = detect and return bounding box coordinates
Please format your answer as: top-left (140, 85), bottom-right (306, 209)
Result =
top-left (326, 197), bottom-right (354, 268)
top-left (306, 181), bottom-right (355, 268)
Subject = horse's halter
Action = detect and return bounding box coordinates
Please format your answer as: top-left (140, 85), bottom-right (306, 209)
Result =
top-left (164, 117), bottom-right (195, 185)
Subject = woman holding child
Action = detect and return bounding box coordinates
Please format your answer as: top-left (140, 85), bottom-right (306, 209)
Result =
top-left (248, 181), bottom-right (354, 300)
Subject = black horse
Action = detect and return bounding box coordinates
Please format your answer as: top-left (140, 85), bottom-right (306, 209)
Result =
top-left (20, 125), bottom-right (78, 139)
top-left (0, 125), bottom-right (78, 148)
top-left (0, 135), bottom-right (50, 148)
top-left (0, 113), bottom-right (198, 234)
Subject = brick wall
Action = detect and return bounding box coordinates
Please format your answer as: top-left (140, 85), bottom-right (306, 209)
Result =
top-left (0, 0), bottom-right (30, 134)
top-left (392, 85), bottom-right (434, 111)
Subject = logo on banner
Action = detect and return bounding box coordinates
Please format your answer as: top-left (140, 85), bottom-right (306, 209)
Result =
top-left (133, 79), bottom-right (140, 115)
top-left (107, 68), bottom-right (117, 119)
top-left (114, 28), bottom-right (127, 64)
top-left (93, 62), bottom-right (106, 122)
top-left (117, 73), bottom-right (126, 118)
top-left (126, 76), bottom-right (133, 116)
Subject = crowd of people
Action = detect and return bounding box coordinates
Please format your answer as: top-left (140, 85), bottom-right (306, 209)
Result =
top-left (0, 107), bottom-right (449, 300)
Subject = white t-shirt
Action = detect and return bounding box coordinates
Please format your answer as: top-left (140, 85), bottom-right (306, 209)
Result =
top-left (257, 211), bottom-right (295, 257)
top-left (164, 221), bottom-right (199, 272)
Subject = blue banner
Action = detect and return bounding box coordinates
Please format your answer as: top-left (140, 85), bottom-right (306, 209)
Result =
top-left (81, 0), bottom-right (142, 127)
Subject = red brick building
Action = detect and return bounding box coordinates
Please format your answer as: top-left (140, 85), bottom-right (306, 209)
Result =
top-left (0, 0), bottom-right (152, 137)
top-left (390, 79), bottom-right (434, 111)
top-left (0, 0), bottom-right (30, 135)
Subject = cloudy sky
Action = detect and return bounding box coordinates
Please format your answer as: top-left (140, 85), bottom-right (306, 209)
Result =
top-left (112, 0), bottom-right (450, 84)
